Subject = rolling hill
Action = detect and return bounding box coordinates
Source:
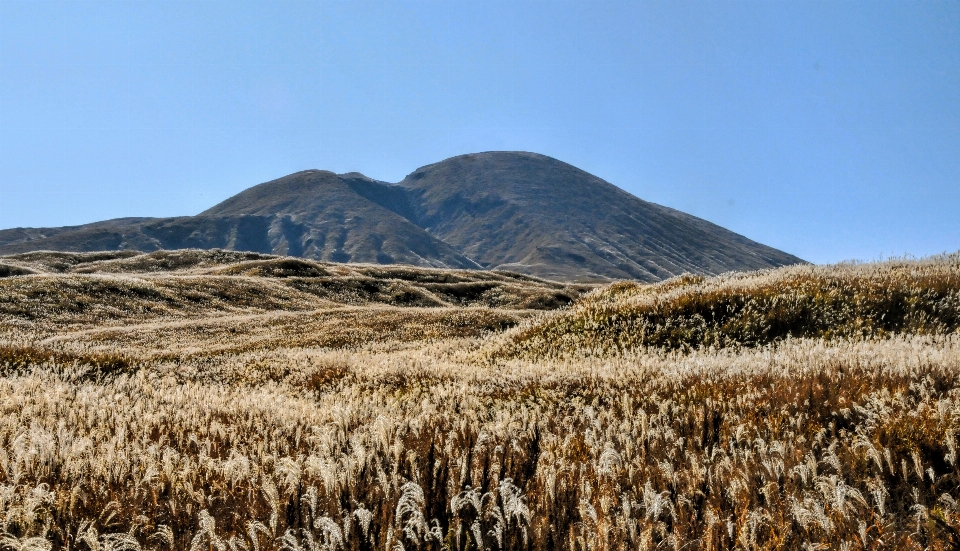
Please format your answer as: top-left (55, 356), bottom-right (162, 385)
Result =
top-left (0, 152), bottom-right (804, 281)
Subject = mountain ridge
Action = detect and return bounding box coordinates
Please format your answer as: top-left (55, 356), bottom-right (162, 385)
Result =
top-left (0, 151), bottom-right (805, 281)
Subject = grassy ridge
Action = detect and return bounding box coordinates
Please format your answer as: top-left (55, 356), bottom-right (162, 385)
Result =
top-left (499, 254), bottom-right (960, 358)
top-left (0, 251), bottom-right (587, 331)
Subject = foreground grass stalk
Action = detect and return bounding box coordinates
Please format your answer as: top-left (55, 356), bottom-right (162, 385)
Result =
top-left (1, 337), bottom-right (959, 550)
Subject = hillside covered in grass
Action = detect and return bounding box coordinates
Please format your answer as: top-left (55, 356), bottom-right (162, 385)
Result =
top-left (0, 250), bottom-right (588, 371)
top-left (3, 252), bottom-right (960, 551)
top-left (497, 254), bottom-right (960, 359)
top-left (0, 250), bottom-right (587, 325)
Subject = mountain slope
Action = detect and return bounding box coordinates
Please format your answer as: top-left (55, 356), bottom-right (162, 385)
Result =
top-left (196, 170), bottom-right (477, 268)
top-left (0, 172), bottom-right (477, 270)
top-left (0, 152), bottom-right (805, 280)
top-left (398, 152), bottom-right (803, 280)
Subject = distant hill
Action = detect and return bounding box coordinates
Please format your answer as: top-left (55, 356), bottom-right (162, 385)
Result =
top-left (0, 152), bottom-right (804, 281)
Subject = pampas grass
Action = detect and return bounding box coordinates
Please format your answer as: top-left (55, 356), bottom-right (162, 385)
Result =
top-left (2, 252), bottom-right (960, 550)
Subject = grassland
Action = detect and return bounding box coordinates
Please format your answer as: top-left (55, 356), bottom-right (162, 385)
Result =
top-left (1, 250), bottom-right (960, 550)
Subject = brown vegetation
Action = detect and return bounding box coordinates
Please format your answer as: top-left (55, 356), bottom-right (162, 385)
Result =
top-left (2, 252), bottom-right (960, 550)
top-left (498, 253), bottom-right (960, 358)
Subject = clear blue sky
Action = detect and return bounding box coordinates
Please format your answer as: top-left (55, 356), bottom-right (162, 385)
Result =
top-left (1, 1), bottom-right (957, 264)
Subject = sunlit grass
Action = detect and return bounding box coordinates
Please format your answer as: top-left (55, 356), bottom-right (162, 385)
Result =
top-left (2, 252), bottom-right (960, 550)
top-left (498, 253), bottom-right (960, 358)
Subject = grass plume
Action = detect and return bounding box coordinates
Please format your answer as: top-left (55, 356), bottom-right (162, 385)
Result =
top-left (2, 251), bottom-right (960, 550)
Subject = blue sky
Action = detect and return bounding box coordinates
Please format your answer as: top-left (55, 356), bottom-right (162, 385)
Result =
top-left (0, 0), bottom-right (957, 264)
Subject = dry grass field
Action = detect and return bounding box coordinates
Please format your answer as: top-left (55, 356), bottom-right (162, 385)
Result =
top-left (2, 250), bottom-right (960, 550)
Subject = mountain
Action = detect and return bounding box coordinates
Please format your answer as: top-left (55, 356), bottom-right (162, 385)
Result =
top-left (0, 152), bottom-right (804, 281)
top-left (0, 171), bottom-right (478, 270)
top-left (396, 152), bottom-right (802, 280)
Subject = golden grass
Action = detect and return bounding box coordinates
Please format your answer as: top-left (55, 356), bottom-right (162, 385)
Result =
top-left (497, 254), bottom-right (960, 359)
top-left (2, 252), bottom-right (960, 550)
top-left (0, 251), bottom-right (586, 334)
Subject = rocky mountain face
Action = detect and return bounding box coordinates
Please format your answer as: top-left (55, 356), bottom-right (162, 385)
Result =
top-left (0, 152), bottom-right (804, 281)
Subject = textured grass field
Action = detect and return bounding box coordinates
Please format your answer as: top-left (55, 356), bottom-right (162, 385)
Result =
top-left (2, 251), bottom-right (960, 551)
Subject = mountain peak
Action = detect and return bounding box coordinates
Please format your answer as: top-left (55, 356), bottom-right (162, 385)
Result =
top-left (0, 152), bottom-right (804, 281)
